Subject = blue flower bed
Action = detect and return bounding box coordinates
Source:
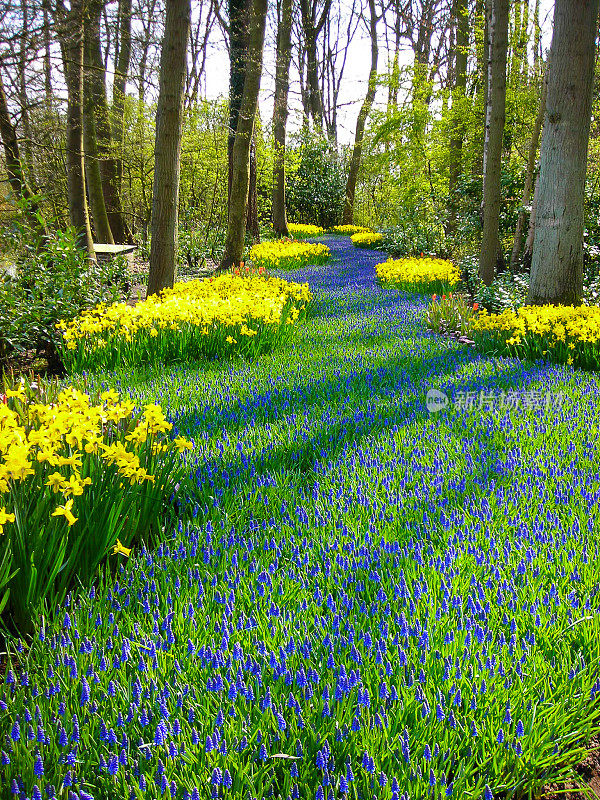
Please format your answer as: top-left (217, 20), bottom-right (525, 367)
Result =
top-left (3, 237), bottom-right (600, 800)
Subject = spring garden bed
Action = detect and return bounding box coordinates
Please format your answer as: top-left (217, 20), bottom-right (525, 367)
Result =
top-left (2, 237), bottom-right (600, 800)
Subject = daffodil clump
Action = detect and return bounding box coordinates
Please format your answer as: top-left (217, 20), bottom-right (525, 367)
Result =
top-left (375, 256), bottom-right (460, 294)
top-left (472, 304), bottom-right (600, 369)
top-left (287, 223), bottom-right (325, 237)
top-left (330, 225), bottom-right (372, 235)
top-left (58, 274), bottom-right (312, 372)
top-left (351, 231), bottom-right (384, 248)
top-left (249, 239), bottom-right (330, 271)
top-left (0, 380), bottom-right (192, 632)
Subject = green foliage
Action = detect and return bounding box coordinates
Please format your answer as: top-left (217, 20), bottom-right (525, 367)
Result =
top-left (0, 201), bottom-right (124, 366)
top-left (425, 292), bottom-right (478, 336)
top-left (285, 126), bottom-right (347, 228)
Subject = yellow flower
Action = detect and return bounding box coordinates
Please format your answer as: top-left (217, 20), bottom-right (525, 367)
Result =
top-left (0, 507), bottom-right (15, 526)
top-left (226, 336), bottom-right (237, 344)
top-left (112, 539), bottom-right (131, 557)
top-left (51, 498), bottom-right (78, 526)
top-left (173, 436), bottom-right (193, 453)
top-left (46, 472), bottom-right (67, 493)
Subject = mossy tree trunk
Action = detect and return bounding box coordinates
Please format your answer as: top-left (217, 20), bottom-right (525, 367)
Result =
top-left (272, 0), bottom-right (293, 237)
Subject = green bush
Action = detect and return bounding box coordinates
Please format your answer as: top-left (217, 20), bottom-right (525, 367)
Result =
top-left (286, 127), bottom-right (347, 229)
top-left (0, 202), bottom-right (125, 368)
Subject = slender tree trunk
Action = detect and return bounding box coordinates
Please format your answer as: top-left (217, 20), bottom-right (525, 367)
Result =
top-left (247, 136), bottom-right (260, 241)
top-left (510, 69), bottom-right (546, 269)
top-left (147, 0), bottom-right (192, 295)
top-left (342, 0), bottom-right (377, 225)
top-left (42, 0), bottom-right (53, 100)
top-left (299, 0), bottom-right (330, 129)
top-left (112, 0), bottom-right (132, 190)
top-left (59, 0), bottom-right (94, 255)
top-left (523, 171), bottom-right (539, 271)
top-left (272, 0), bottom-right (293, 237)
top-left (18, 0), bottom-right (35, 191)
top-left (479, 0), bottom-right (509, 286)
top-left (528, 0), bottom-right (600, 305)
top-left (228, 0), bottom-right (250, 201)
top-left (220, 0), bottom-right (267, 270)
top-left (473, 0), bottom-right (487, 178)
top-left (447, 0), bottom-right (469, 236)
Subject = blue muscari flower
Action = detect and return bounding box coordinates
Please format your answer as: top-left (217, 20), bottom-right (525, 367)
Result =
top-left (80, 678), bottom-right (90, 707)
top-left (32, 787), bottom-right (42, 800)
top-left (34, 753), bottom-right (44, 778)
top-left (211, 768), bottom-right (222, 787)
top-left (259, 743), bottom-right (267, 761)
top-left (516, 720), bottom-right (524, 737)
top-left (316, 787), bottom-right (324, 800)
top-left (0, 750), bottom-right (8, 765)
top-left (497, 728), bottom-right (505, 744)
top-left (10, 719), bottom-right (19, 741)
top-left (423, 744), bottom-right (431, 761)
top-left (429, 769), bottom-right (436, 787)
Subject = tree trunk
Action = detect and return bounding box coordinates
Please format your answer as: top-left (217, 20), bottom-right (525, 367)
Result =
top-left (342, 0), bottom-right (377, 225)
top-left (112, 0), bottom-right (132, 190)
top-left (528, 0), bottom-right (600, 305)
top-left (228, 0), bottom-right (251, 202)
top-left (446, 0), bottom-right (469, 237)
top-left (299, 0), bottom-right (330, 129)
top-left (510, 69), bottom-right (546, 269)
top-left (147, 0), bottom-right (192, 295)
top-left (85, 0), bottom-right (132, 243)
top-left (220, 0), bottom-right (267, 270)
top-left (58, 0), bottom-right (94, 255)
top-left (246, 136), bottom-right (260, 241)
top-left (272, 0), bottom-right (293, 237)
top-left (479, 0), bottom-right (509, 286)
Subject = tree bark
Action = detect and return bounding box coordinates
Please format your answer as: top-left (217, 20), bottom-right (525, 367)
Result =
top-left (58, 0), bottom-right (94, 255)
top-left (112, 0), bottom-right (132, 193)
top-left (272, 0), bottom-right (293, 237)
top-left (220, 0), bottom-right (267, 270)
top-left (341, 0), bottom-right (377, 225)
top-left (446, 0), bottom-right (469, 237)
top-left (510, 68), bottom-right (546, 269)
top-left (147, 0), bottom-right (192, 295)
top-left (85, 0), bottom-right (132, 243)
top-left (479, 0), bottom-right (509, 286)
top-left (528, 0), bottom-right (600, 305)
top-left (299, 0), bottom-right (330, 128)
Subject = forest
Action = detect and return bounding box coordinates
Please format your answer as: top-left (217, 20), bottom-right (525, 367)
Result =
top-left (2, 1), bottom-right (600, 799)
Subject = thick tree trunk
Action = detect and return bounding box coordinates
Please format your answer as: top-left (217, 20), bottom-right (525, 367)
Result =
top-left (147, 0), bottom-right (192, 295)
top-left (272, 0), bottom-right (293, 237)
top-left (446, 0), bottom-right (469, 237)
top-left (342, 0), bottom-right (377, 225)
top-left (528, 0), bottom-right (600, 305)
top-left (228, 0), bottom-right (251, 202)
top-left (220, 0), bottom-right (267, 270)
top-left (299, 0), bottom-right (330, 129)
top-left (59, 0), bottom-right (94, 255)
top-left (510, 70), bottom-right (546, 269)
top-left (85, 0), bottom-right (132, 243)
top-left (479, 0), bottom-right (509, 286)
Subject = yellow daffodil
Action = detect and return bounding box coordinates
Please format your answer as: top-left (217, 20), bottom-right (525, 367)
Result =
top-left (112, 539), bottom-right (131, 557)
top-left (51, 498), bottom-right (78, 526)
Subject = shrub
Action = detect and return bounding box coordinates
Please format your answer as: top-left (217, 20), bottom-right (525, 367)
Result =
top-left (57, 274), bottom-right (313, 372)
top-left (351, 231), bottom-right (384, 248)
top-left (376, 256), bottom-right (460, 294)
top-left (426, 293), bottom-right (479, 336)
top-left (0, 203), bottom-right (126, 367)
top-left (472, 304), bottom-right (600, 370)
top-left (248, 240), bottom-right (330, 271)
top-left (0, 378), bottom-right (191, 633)
top-left (286, 127), bottom-right (347, 228)
top-left (287, 223), bottom-right (325, 238)
top-left (379, 218), bottom-right (447, 259)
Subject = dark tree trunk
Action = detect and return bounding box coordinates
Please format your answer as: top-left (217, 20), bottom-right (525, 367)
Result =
top-left (446, 0), bottom-right (469, 237)
top-left (147, 0), bottom-right (192, 295)
top-left (112, 0), bottom-right (132, 195)
top-left (341, 0), bottom-right (377, 225)
top-left (58, 0), bottom-right (94, 255)
top-left (272, 0), bottom-right (293, 236)
top-left (528, 0), bottom-right (600, 305)
top-left (479, 0), bottom-right (509, 286)
top-left (220, 0), bottom-right (267, 270)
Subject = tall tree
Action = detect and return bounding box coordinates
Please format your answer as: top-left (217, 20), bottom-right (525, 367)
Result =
top-left (112, 0), bottom-right (133, 195)
top-left (479, 0), bottom-right (509, 286)
top-left (299, 0), bottom-right (331, 128)
top-left (341, 0), bottom-right (378, 224)
top-left (147, 0), bottom-right (192, 295)
top-left (446, 0), bottom-right (469, 237)
top-left (220, 0), bottom-right (267, 270)
top-left (57, 0), bottom-right (94, 255)
top-left (528, 0), bottom-right (600, 305)
top-left (272, 0), bottom-right (293, 237)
